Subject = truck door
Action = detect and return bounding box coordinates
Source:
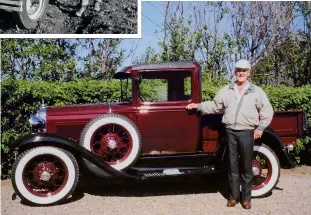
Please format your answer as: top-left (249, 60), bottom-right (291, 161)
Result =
top-left (136, 70), bottom-right (201, 155)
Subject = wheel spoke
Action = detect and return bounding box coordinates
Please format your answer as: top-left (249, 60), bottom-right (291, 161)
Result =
top-left (260, 173), bottom-right (267, 178)
top-left (24, 170), bottom-right (33, 175)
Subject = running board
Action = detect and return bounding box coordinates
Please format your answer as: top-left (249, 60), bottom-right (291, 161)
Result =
top-left (131, 166), bottom-right (217, 178)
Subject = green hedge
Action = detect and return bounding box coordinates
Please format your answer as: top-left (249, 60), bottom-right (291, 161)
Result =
top-left (1, 79), bottom-right (310, 179)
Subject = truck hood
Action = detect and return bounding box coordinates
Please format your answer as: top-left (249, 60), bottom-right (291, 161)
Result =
top-left (47, 102), bottom-right (132, 116)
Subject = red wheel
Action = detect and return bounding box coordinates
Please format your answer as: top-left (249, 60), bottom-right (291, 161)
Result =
top-left (22, 154), bottom-right (69, 197)
top-left (252, 154), bottom-right (272, 191)
top-left (80, 114), bottom-right (141, 170)
top-left (251, 144), bottom-right (280, 197)
top-left (12, 146), bottom-right (79, 205)
top-left (90, 123), bottom-right (133, 165)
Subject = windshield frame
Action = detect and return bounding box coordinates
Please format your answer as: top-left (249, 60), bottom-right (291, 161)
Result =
top-left (120, 77), bottom-right (133, 103)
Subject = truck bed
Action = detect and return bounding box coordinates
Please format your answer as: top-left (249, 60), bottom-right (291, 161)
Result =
top-left (201, 110), bottom-right (305, 153)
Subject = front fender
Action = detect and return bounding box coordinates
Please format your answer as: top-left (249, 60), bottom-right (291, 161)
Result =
top-left (14, 132), bottom-right (140, 179)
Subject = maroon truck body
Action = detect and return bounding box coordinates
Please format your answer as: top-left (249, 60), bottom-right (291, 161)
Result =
top-left (45, 61), bottom-right (304, 157)
top-left (13, 61), bottom-right (307, 205)
top-left (46, 103), bottom-right (304, 155)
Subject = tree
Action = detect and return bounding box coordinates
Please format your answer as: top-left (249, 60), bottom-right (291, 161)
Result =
top-left (80, 39), bottom-right (125, 80)
top-left (1, 39), bottom-right (78, 82)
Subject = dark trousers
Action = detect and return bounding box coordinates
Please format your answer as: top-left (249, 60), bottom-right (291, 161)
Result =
top-left (226, 128), bottom-right (254, 202)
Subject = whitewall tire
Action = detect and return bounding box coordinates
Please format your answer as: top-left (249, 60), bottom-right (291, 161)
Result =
top-left (80, 114), bottom-right (141, 170)
top-left (252, 144), bottom-right (280, 197)
top-left (12, 146), bottom-right (79, 205)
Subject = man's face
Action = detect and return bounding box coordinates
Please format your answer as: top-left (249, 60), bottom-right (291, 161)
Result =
top-left (235, 68), bottom-right (250, 83)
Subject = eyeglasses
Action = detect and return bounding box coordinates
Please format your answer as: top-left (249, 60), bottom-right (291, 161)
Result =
top-left (235, 68), bottom-right (249, 73)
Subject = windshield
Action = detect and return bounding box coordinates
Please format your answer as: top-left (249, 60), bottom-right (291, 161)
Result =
top-left (120, 78), bottom-right (132, 102)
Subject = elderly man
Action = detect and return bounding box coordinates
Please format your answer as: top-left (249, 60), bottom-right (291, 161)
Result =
top-left (186, 59), bottom-right (274, 209)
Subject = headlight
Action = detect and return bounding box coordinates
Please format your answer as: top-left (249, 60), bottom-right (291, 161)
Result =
top-left (29, 104), bottom-right (46, 133)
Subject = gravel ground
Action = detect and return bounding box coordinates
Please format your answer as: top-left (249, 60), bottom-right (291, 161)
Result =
top-left (0, 0), bottom-right (137, 34)
top-left (1, 166), bottom-right (311, 215)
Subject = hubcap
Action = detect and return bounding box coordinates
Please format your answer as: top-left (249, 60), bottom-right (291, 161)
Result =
top-left (252, 160), bottom-right (262, 176)
top-left (26, 0), bottom-right (44, 19)
top-left (40, 171), bottom-right (51, 181)
top-left (252, 167), bottom-right (260, 176)
top-left (108, 139), bottom-right (117, 150)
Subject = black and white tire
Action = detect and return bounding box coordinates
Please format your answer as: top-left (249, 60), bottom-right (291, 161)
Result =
top-left (12, 146), bottom-right (79, 205)
top-left (13, 0), bottom-right (48, 29)
top-left (80, 114), bottom-right (141, 171)
top-left (252, 144), bottom-right (280, 197)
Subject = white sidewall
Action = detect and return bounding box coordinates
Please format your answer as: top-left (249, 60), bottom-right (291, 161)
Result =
top-left (82, 116), bottom-right (140, 170)
top-left (251, 145), bottom-right (279, 197)
top-left (26, 0), bottom-right (43, 20)
top-left (14, 147), bottom-right (76, 205)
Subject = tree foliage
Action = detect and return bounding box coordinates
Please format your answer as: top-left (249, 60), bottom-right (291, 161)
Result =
top-left (1, 39), bottom-right (78, 81)
top-left (0, 39), bottom-right (126, 81)
top-left (143, 1), bottom-right (311, 85)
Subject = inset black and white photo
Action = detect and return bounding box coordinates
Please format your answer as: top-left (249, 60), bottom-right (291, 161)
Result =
top-left (0, 0), bottom-right (139, 35)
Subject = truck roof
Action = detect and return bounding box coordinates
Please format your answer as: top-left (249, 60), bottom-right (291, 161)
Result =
top-left (116, 61), bottom-right (196, 75)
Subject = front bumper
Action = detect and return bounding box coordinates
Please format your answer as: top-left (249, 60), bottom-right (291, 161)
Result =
top-left (0, 0), bottom-right (22, 12)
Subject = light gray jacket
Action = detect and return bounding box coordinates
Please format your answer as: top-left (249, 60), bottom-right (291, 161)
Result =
top-left (198, 82), bottom-right (274, 131)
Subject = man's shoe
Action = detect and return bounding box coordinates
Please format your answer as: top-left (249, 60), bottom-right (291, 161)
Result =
top-left (241, 201), bottom-right (251, 209)
top-left (226, 200), bottom-right (237, 207)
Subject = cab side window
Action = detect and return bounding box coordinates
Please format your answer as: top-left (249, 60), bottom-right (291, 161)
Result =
top-left (139, 71), bottom-right (191, 102)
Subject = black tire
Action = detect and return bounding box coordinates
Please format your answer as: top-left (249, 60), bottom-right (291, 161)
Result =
top-left (13, 0), bottom-right (48, 29)
top-left (12, 146), bottom-right (79, 205)
top-left (79, 114), bottom-right (142, 171)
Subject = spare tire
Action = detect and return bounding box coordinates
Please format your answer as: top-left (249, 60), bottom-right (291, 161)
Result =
top-left (80, 114), bottom-right (141, 170)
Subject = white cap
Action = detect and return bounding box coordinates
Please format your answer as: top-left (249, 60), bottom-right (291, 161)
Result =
top-left (234, 59), bottom-right (251, 70)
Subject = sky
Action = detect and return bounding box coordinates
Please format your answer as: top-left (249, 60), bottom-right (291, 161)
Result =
top-left (118, 1), bottom-right (232, 69)
top-left (119, 1), bottom-right (166, 68)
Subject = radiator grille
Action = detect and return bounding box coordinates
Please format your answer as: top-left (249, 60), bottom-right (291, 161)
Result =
top-left (56, 123), bottom-right (87, 141)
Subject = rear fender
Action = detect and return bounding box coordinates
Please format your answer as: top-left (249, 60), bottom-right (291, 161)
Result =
top-left (218, 127), bottom-right (297, 169)
top-left (14, 133), bottom-right (140, 179)
top-left (261, 127), bottom-right (297, 168)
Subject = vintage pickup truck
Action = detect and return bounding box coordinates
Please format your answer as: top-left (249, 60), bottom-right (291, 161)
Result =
top-left (11, 61), bottom-right (307, 205)
top-left (0, 0), bottom-right (48, 29)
